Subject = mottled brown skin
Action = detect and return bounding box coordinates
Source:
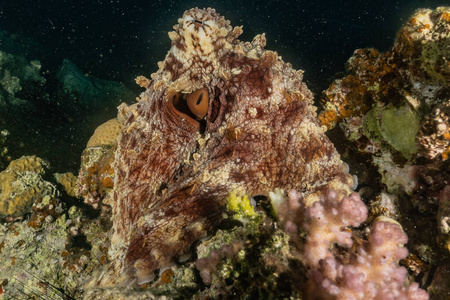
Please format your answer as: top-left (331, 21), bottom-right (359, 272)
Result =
top-left (95, 7), bottom-right (352, 285)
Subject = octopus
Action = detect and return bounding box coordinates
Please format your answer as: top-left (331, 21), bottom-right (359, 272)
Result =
top-left (87, 7), bottom-right (355, 287)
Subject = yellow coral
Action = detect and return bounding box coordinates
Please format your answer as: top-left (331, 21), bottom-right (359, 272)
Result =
top-left (226, 191), bottom-right (258, 220)
top-left (86, 118), bottom-right (123, 148)
top-left (55, 172), bottom-right (78, 197)
top-left (0, 156), bottom-right (56, 218)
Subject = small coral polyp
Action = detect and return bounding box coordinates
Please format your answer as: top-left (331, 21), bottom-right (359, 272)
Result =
top-left (84, 7), bottom-right (355, 287)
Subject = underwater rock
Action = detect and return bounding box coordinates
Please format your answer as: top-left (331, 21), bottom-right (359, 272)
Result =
top-left (438, 185), bottom-right (450, 252)
top-left (0, 194), bottom-right (104, 299)
top-left (317, 6), bottom-right (450, 215)
top-left (0, 27), bottom-right (46, 61)
top-left (56, 59), bottom-right (134, 113)
top-left (83, 7), bottom-right (356, 288)
top-left (319, 7), bottom-right (450, 133)
top-left (427, 264), bottom-right (450, 299)
top-left (417, 100), bottom-right (450, 160)
top-left (0, 50), bottom-right (45, 111)
top-left (77, 145), bottom-right (115, 209)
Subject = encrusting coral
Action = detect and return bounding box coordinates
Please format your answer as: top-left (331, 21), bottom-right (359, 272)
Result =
top-left (86, 117), bottom-right (124, 148)
top-left (0, 155), bottom-right (57, 219)
top-left (55, 172), bottom-right (78, 197)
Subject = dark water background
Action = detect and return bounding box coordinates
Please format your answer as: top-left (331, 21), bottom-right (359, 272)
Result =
top-left (0, 0), bottom-right (446, 172)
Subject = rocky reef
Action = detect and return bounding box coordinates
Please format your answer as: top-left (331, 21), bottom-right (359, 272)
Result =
top-left (1, 6), bottom-right (449, 300)
top-left (318, 6), bottom-right (450, 299)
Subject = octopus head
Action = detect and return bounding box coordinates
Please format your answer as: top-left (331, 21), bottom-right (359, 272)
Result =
top-left (172, 8), bottom-right (232, 56)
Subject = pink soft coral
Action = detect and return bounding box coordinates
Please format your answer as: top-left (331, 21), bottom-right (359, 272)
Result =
top-left (276, 189), bottom-right (429, 300)
top-left (306, 220), bottom-right (428, 300)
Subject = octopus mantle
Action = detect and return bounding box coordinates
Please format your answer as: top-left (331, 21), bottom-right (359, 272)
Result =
top-left (87, 7), bottom-right (353, 286)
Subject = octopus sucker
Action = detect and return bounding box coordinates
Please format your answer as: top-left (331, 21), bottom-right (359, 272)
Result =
top-left (86, 7), bottom-right (355, 287)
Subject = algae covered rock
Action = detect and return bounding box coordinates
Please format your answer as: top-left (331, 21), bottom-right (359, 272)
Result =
top-left (0, 198), bottom-right (105, 299)
top-left (0, 157), bottom-right (111, 299)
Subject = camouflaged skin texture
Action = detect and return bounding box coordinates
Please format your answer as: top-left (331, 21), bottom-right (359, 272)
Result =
top-left (88, 7), bottom-right (353, 287)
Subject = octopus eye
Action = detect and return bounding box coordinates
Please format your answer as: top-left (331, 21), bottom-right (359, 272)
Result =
top-left (187, 88), bottom-right (209, 119)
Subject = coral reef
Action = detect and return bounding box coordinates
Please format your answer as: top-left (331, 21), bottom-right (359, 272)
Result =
top-left (318, 6), bottom-right (450, 300)
top-left (271, 188), bottom-right (428, 299)
top-left (318, 7), bottom-right (449, 134)
top-left (55, 172), bottom-right (78, 197)
top-left (0, 156), bottom-right (114, 299)
top-left (0, 194), bottom-right (107, 299)
top-left (0, 156), bottom-right (58, 219)
top-left (318, 6), bottom-right (450, 225)
top-left (190, 193), bottom-right (301, 299)
top-left (86, 117), bottom-right (124, 148)
top-left (2, 5), bottom-right (448, 300)
top-left (318, 6), bottom-right (449, 166)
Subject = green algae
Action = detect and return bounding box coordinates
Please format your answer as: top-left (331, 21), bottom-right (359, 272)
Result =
top-left (364, 104), bottom-right (420, 158)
